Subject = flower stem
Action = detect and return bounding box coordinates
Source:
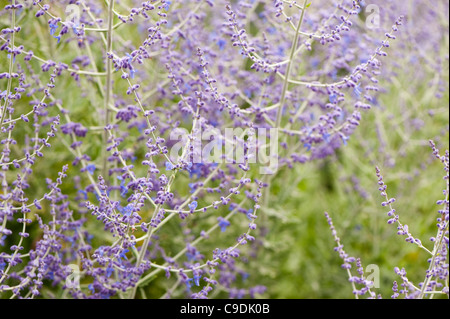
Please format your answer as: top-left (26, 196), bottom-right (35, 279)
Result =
top-left (0, 1), bottom-right (16, 130)
top-left (275, 0), bottom-right (308, 128)
top-left (103, 0), bottom-right (115, 179)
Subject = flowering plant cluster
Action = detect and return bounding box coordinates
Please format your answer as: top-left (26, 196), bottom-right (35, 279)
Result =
top-left (0, 0), bottom-right (448, 299)
top-left (326, 140), bottom-right (448, 298)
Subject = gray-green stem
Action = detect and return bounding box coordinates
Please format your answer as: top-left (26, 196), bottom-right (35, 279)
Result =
top-left (103, 0), bottom-right (115, 179)
top-left (275, 0), bottom-right (308, 128)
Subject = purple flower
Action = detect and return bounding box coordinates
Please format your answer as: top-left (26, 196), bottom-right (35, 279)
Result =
top-left (85, 164), bottom-right (96, 175)
top-left (119, 249), bottom-right (129, 261)
top-left (119, 204), bottom-right (134, 217)
top-left (218, 217), bottom-right (231, 232)
top-left (165, 161), bottom-right (175, 171)
top-left (329, 93), bottom-right (337, 103)
top-left (116, 105), bottom-right (140, 122)
top-left (61, 122), bottom-right (88, 137)
top-left (188, 201), bottom-right (198, 211)
top-left (186, 275), bottom-right (201, 289)
top-left (164, 1), bottom-right (172, 11)
top-left (0, 235), bottom-right (5, 247)
top-left (217, 39), bottom-right (227, 51)
top-left (49, 22), bottom-right (61, 43)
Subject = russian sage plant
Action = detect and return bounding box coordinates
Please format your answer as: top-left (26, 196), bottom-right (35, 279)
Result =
top-left (0, 0), bottom-right (448, 299)
top-left (326, 141), bottom-right (449, 298)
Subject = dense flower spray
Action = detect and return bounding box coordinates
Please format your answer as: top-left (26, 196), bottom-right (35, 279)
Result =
top-left (0, 0), bottom-right (448, 299)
